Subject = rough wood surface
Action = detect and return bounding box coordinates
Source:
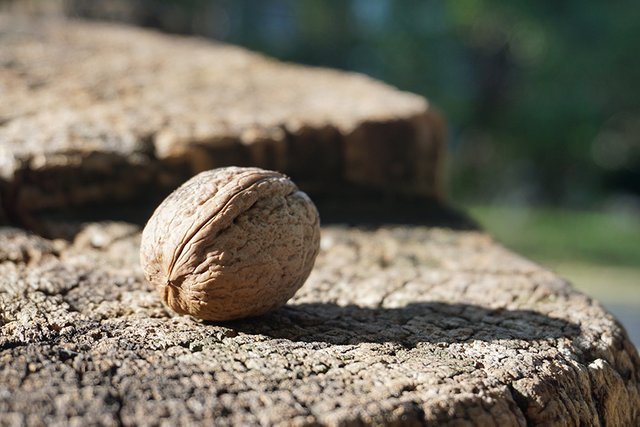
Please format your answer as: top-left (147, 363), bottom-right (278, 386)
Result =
top-left (0, 15), bottom-right (444, 224)
top-left (1, 223), bottom-right (638, 426)
top-left (0, 13), bottom-right (638, 427)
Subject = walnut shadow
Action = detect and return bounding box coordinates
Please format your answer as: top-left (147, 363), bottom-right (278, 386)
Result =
top-left (226, 302), bottom-right (580, 347)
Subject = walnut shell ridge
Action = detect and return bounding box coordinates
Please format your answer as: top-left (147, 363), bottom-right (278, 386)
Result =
top-left (140, 167), bottom-right (321, 321)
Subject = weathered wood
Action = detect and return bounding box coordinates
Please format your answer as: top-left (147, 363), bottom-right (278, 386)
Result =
top-left (1, 224), bottom-right (638, 426)
top-left (0, 14), bottom-right (638, 427)
top-left (0, 15), bottom-right (444, 224)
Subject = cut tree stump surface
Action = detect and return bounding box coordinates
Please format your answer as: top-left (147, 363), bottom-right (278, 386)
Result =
top-left (0, 14), bottom-right (639, 427)
top-left (1, 224), bottom-right (639, 426)
top-left (0, 15), bottom-right (443, 222)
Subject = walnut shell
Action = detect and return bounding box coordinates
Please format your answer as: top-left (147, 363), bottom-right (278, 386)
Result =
top-left (140, 167), bottom-right (320, 321)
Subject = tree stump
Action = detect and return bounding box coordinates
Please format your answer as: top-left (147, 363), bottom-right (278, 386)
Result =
top-left (0, 15), bottom-right (639, 427)
top-left (0, 15), bottom-right (443, 225)
top-left (0, 224), bottom-right (639, 426)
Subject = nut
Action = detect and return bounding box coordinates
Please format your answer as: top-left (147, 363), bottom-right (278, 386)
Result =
top-left (140, 167), bottom-right (320, 321)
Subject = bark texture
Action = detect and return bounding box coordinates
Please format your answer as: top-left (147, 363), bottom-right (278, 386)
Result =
top-left (1, 224), bottom-right (638, 426)
top-left (0, 15), bottom-right (444, 224)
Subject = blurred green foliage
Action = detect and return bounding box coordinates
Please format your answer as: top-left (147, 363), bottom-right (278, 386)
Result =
top-left (218, 0), bottom-right (640, 207)
top-left (470, 205), bottom-right (640, 267)
top-left (23, 0), bottom-right (640, 206)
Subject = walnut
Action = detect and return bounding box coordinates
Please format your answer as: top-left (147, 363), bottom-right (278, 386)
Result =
top-left (140, 167), bottom-right (320, 321)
